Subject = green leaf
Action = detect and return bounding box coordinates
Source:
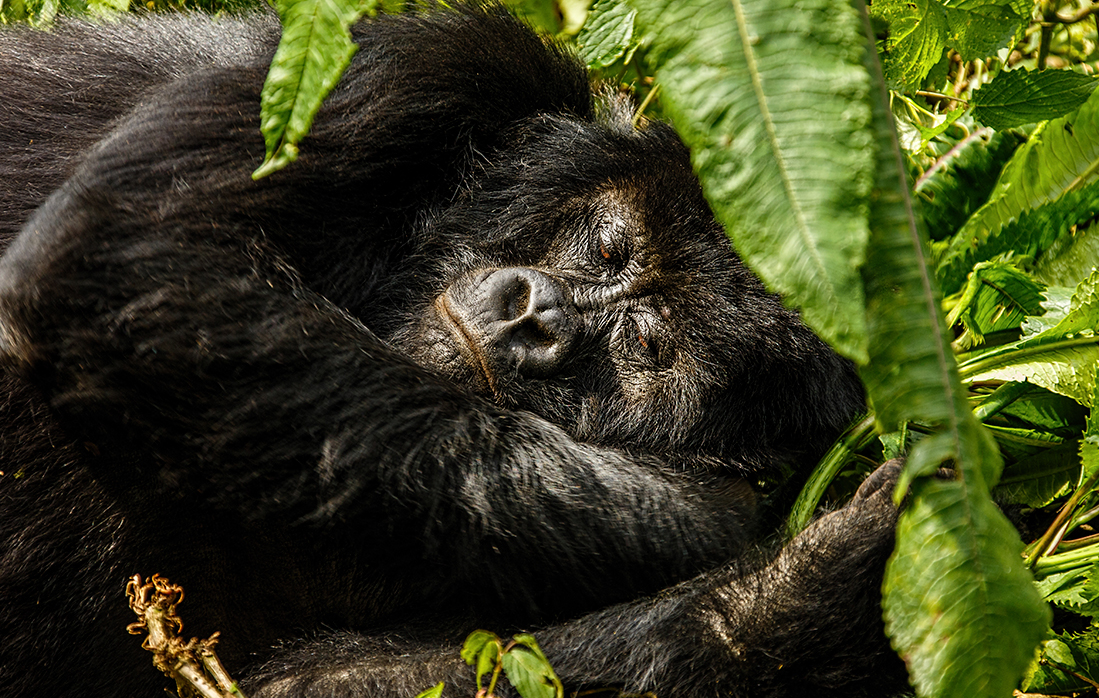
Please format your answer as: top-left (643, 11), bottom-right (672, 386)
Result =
top-left (501, 642), bottom-right (563, 698)
top-left (914, 128), bottom-right (1024, 242)
top-left (855, 3), bottom-right (1051, 694)
top-left (460, 630), bottom-right (502, 691)
top-left (887, 473), bottom-right (1051, 698)
top-left (937, 89), bottom-right (1099, 295)
top-left (960, 269), bottom-right (1099, 407)
top-left (577, 0), bottom-right (638, 70)
top-left (945, 261), bottom-right (1046, 348)
top-left (1024, 628), bottom-right (1099, 693)
top-left (413, 682), bottom-right (445, 698)
top-left (995, 441), bottom-right (1080, 507)
top-left (1034, 225), bottom-right (1099, 288)
top-left (871, 0), bottom-right (949, 90)
top-left (973, 69), bottom-right (1099, 131)
top-left (942, 0), bottom-right (1022, 62)
top-left (627, 0), bottom-right (873, 362)
top-left (254, 0), bottom-right (365, 179)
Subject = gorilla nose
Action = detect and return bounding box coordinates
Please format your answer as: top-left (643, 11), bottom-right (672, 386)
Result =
top-left (458, 267), bottom-right (579, 378)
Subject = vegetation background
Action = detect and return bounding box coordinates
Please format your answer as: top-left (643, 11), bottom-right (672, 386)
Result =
top-left (5, 0), bottom-right (1099, 696)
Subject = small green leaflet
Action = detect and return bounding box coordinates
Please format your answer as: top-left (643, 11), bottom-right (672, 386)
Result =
top-left (974, 69), bottom-right (1099, 130)
top-left (577, 0), bottom-right (639, 70)
top-left (254, 0), bottom-right (365, 179)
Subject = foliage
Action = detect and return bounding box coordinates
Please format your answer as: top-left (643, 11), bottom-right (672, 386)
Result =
top-left (8, 0), bottom-right (1099, 696)
top-left (417, 630), bottom-right (563, 698)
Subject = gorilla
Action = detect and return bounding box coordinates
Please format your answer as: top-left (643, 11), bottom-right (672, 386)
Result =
top-left (0, 5), bottom-right (907, 698)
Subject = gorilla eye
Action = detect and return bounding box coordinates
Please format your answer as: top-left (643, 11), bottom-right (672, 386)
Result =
top-left (597, 239), bottom-right (628, 274)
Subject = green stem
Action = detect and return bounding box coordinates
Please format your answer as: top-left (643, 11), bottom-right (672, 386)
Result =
top-left (958, 336), bottom-right (1099, 379)
top-left (786, 413), bottom-right (876, 537)
top-left (1032, 540), bottom-right (1099, 577)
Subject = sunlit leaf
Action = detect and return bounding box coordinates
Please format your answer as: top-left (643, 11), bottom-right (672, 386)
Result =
top-left (627, 0), bottom-right (873, 361)
top-left (937, 90), bottom-right (1099, 295)
top-left (254, 0), bottom-right (364, 179)
top-left (973, 69), bottom-right (1099, 130)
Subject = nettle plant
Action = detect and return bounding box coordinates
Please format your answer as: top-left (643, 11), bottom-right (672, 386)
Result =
top-left (8, 0), bottom-right (1099, 695)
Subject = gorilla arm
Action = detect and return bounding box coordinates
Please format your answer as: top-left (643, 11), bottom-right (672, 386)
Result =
top-left (246, 462), bottom-right (907, 698)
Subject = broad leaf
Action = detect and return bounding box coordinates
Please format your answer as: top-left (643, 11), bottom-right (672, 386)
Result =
top-left (888, 472), bottom-right (1052, 698)
top-left (627, 0), bottom-right (873, 361)
top-left (937, 89), bottom-right (1099, 295)
top-left (973, 68), bottom-right (1099, 130)
top-left (960, 269), bottom-right (1099, 407)
top-left (855, 4), bottom-right (1050, 695)
top-left (254, 0), bottom-right (364, 179)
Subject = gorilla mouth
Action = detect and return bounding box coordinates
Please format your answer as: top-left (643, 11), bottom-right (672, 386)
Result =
top-left (434, 292), bottom-right (500, 396)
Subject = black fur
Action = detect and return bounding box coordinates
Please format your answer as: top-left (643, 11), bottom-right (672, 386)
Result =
top-left (0, 6), bottom-right (905, 697)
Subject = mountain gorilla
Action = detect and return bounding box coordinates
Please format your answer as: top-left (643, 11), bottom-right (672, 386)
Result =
top-left (0, 5), bottom-right (908, 698)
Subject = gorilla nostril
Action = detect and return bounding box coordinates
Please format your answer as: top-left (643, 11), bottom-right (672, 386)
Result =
top-left (453, 267), bottom-right (579, 379)
top-left (503, 279), bottom-right (532, 321)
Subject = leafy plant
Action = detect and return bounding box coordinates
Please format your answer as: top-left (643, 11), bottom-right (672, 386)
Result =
top-left (415, 630), bottom-right (564, 698)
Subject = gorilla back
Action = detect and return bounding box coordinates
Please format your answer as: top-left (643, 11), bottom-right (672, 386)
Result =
top-left (0, 6), bottom-right (905, 698)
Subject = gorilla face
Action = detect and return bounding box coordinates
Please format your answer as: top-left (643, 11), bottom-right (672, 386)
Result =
top-left (395, 116), bottom-right (860, 470)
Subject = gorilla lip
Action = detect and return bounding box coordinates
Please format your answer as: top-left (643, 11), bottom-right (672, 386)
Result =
top-left (434, 292), bottom-right (500, 396)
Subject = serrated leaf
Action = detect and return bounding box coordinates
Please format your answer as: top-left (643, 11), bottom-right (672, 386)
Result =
top-left (254, 0), bottom-right (364, 179)
top-left (577, 0), bottom-right (638, 70)
top-left (857, 5), bottom-right (1051, 694)
top-left (501, 645), bottom-right (563, 698)
top-left (916, 129), bottom-right (1025, 242)
top-left (945, 261), bottom-right (1045, 348)
top-left (937, 89), bottom-right (1099, 295)
top-left (885, 473), bottom-right (1051, 698)
top-left (942, 0), bottom-right (1022, 62)
top-left (627, 0), bottom-right (872, 361)
top-left (961, 269), bottom-right (1099, 407)
top-left (1024, 627), bottom-right (1099, 693)
top-left (872, 0), bottom-right (949, 90)
top-left (973, 69), bottom-right (1099, 130)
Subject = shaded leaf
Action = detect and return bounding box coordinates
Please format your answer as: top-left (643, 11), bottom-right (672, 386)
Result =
top-left (915, 127), bottom-right (1024, 242)
top-left (995, 441), bottom-right (1080, 507)
top-left (627, 0), bottom-right (873, 361)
